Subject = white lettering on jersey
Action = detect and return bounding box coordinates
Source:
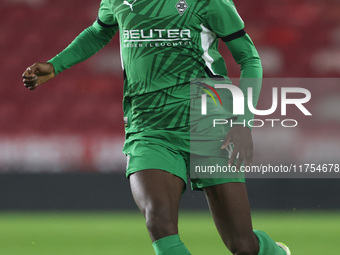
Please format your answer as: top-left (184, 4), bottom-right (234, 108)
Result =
top-left (123, 29), bottom-right (191, 42)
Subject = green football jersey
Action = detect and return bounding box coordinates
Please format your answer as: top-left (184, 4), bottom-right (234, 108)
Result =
top-left (98, 0), bottom-right (244, 95)
top-left (97, 0), bottom-right (245, 132)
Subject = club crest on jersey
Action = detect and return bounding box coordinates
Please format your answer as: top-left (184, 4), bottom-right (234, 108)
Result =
top-left (176, 0), bottom-right (188, 16)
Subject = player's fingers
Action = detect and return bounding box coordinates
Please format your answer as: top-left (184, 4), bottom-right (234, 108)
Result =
top-left (28, 85), bottom-right (37, 90)
top-left (23, 76), bottom-right (37, 82)
top-left (236, 152), bottom-right (245, 170)
top-left (23, 76), bottom-right (38, 85)
top-left (22, 67), bottom-right (38, 82)
top-left (228, 147), bottom-right (239, 166)
top-left (221, 133), bottom-right (232, 149)
top-left (23, 67), bottom-right (36, 78)
top-left (29, 63), bottom-right (40, 73)
top-left (22, 64), bottom-right (39, 77)
top-left (244, 147), bottom-right (253, 167)
top-left (23, 77), bottom-right (38, 90)
top-left (22, 68), bottom-right (32, 77)
top-left (23, 82), bottom-right (37, 88)
top-left (24, 83), bottom-right (37, 89)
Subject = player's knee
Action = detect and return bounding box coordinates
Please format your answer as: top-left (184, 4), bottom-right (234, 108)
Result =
top-left (144, 205), bottom-right (177, 237)
top-left (227, 236), bottom-right (259, 255)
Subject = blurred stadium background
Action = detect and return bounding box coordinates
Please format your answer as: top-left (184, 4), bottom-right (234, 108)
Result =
top-left (1, 0), bottom-right (340, 254)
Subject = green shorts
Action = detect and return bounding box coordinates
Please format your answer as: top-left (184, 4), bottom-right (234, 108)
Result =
top-left (123, 128), bottom-right (245, 191)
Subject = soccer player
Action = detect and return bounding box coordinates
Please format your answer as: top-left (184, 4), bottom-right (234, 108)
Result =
top-left (22, 0), bottom-right (290, 254)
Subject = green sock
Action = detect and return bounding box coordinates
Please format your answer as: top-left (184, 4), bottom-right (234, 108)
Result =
top-left (254, 230), bottom-right (286, 255)
top-left (152, 234), bottom-right (191, 255)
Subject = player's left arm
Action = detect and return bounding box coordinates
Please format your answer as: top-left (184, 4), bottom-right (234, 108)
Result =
top-left (222, 34), bottom-right (262, 169)
top-left (207, 0), bottom-right (262, 168)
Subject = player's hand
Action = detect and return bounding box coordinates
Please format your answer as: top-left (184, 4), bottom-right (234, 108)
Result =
top-left (221, 125), bottom-right (253, 170)
top-left (22, 62), bottom-right (55, 90)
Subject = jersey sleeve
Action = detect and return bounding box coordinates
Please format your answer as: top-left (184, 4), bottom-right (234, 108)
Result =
top-left (47, 0), bottom-right (118, 75)
top-left (206, 0), bottom-right (245, 41)
top-left (226, 35), bottom-right (263, 129)
top-left (97, 0), bottom-right (118, 28)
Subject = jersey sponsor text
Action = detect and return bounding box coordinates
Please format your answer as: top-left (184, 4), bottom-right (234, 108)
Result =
top-left (123, 29), bottom-right (191, 42)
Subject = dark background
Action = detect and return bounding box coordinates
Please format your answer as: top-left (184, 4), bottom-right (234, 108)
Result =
top-left (1, 174), bottom-right (339, 210)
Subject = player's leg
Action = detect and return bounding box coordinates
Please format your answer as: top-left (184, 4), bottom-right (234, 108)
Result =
top-left (204, 182), bottom-right (258, 254)
top-left (130, 169), bottom-right (191, 255)
top-left (204, 182), bottom-right (288, 255)
top-left (130, 169), bottom-right (183, 241)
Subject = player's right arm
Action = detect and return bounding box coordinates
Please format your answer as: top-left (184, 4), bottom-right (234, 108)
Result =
top-left (22, 0), bottom-right (118, 90)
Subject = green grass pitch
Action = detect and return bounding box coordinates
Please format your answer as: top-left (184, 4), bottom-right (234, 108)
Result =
top-left (0, 211), bottom-right (338, 255)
